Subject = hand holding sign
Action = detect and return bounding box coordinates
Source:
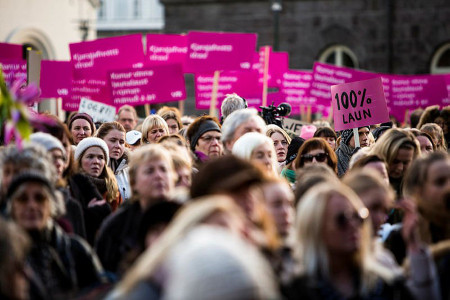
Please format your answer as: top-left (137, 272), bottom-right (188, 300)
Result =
top-left (331, 77), bottom-right (390, 132)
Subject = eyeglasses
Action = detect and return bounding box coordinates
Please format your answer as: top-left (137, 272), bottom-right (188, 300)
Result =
top-left (200, 136), bottom-right (221, 143)
top-left (301, 152), bottom-right (328, 163)
top-left (335, 208), bottom-right (369, 230)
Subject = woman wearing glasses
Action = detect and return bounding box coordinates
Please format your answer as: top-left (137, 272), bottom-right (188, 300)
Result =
top-left (294, 138), bottom-right (338, 174)
top-left (284, 183), bottom-right (411, 299)
top-left (186, 115), bottom-right (223, 166)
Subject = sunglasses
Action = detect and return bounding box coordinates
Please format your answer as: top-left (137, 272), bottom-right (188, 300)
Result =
top-left (335, 208), bottom-right (369, 230)
top-left (301, 152), bottom-right (328, 163)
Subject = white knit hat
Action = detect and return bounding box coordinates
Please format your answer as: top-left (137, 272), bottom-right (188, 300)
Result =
top-left (29, 132), bottom-right (66, 158)
top-left (74, 137), bottom-right (109, 165)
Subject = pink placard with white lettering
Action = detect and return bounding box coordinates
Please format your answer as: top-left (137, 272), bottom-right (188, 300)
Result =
top-left (109, 64), bottom-right (186, 107)
top-left (0, 42), bottom-right (23, 60)
top-left (444, 74), bottom-right (450, 106)
top-left (331, 77), bottom-right (390, 131)
top-left (279, 70), bottom-right (315, 114)
top-left (0, 59), bottom-right (26, 86)
top-left (257, 47), bottom-right (289, 88)
top-left (185, 31), bottom-right (257, 73)
top-left (146, 34), bottom-right (188, 71)
top-left (195, 70), bottom-right (259, 109)
top-left (70, 34), bottom-right (145, 80)
top-left (63, 79), bottom-right (110, 111)
top-left (40, 60), bottom-right (72, 98)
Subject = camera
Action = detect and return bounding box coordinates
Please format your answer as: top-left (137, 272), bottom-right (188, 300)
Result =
top-left (260, 102), bottom-right (291, 127)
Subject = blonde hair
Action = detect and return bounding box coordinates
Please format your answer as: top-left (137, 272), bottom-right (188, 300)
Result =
top-left (295, 183), bottom-right (396, 294)
top-left (141, 115), bottom-right (169, 144)
top-left (115, 196), bottom-right (245, 295)
top-left (157, 106), bottom-right (182, 131)
top-left (128, 144), bottom-right (175, 202)
top-left (420, 123), bottom-right (447, 151)
top-left (266, 124), bottom-right (292, 144)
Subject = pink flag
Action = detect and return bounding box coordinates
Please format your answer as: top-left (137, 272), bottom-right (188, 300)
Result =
top-left (185, 31), bottom-right (257, 73)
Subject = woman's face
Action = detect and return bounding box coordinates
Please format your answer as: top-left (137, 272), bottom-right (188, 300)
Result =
top-left (262, 182), bottom-right (294, 238)
top-left (196, 131), bottom-right (223, 158)
top-left (71, 119), bottom-right (92, 145)
top-left (271, 132), bottom-right (288, 163)
top-left (323, 195), bottom-right (363, 256)
top-left (416, 136), bottom-right (433, 155)
top-left (358, 188), bottom-right (390, 235)
top-left (11, 182), bottom-right (52, 231)
top-left (103, 129), bottom-right (125, 160)
top-left (420, 159), bottom-right (450, 212)
top-left (166, 118), bottom-right (179, 134)
top-left (319, 135), bottom-right (336, 150)
top-left (388, 147), bottom-right (414, 179)
top-left (250, 142), bottom-right (274, 171)
top-left (302, 148), bottom-right (328, 167)
top-left (50, 149), bottom-right (66, 179)
top-left (81, 147), bottom-right (106, 178)
top-left (365, 161), bottom-right (390, 186)
top-left (133, 158), bottom-right (175, 203)
top-left (147, 126), bottom-right (167, 143)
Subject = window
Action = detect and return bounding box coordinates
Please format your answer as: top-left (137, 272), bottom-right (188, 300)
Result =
top-left (319, 45), bottom-right (358, 68)
top-left (431, 43), bottom-right (450, 74)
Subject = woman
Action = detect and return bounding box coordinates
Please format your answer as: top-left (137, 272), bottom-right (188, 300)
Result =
top-left (157, 106), bottom-right (183, 134)
top-left (232, 132), bottom-right (279, 176)
top-left (284, 183), bottom-right (411, 299)
top-left (96, 122), bottom-right (132, 202)
top-left (141, 115), bottom-right (169, 144)
top-left (266, 124), bottom-right (291, 168)
top-left (343, 169), bottom-right (441, 300)
top-left (370, 128), bottom-right (420, 199)
top-left (68, 112), bottom-right (95, 145)
top-left (294, 137), bottom-right (337, 174)
top-left (6, 171), bottom-right (104, 299)
top-left (420, 123), bottom-right (447, 152)
top-left (408, 129), bottom-right (436, 155)
top-left (95, 144), bottom-right (177, 274)
top-left (186, 115), bottom-right (223, 165)
top-left (313, 126), bottom-right (337, 150)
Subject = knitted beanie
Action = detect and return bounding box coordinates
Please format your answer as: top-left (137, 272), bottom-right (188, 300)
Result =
top-left (189, 120), bottom-right (221, 152)
top-left (340, 129), bottom-right (354, 145)
top-left (74, 137), bottom-right (109, 165)
top-left (68, 112), bottom-right (95, 133)
top-left (7, 171), bottom-right (55, 201)
top-left (30, 132), bottom-right (66, 158)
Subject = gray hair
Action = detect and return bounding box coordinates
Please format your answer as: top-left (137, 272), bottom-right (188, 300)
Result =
top-left (220, 93), bottom-right (247, 120)
top-left (221, 108), bottom-right (266, 145)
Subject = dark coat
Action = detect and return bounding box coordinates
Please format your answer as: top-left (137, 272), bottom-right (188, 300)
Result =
top-left (95, 201), bottom-right (143, 274)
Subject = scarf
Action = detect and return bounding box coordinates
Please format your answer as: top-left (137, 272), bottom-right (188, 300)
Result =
top-left (335, 143), bottom-right (356, 177)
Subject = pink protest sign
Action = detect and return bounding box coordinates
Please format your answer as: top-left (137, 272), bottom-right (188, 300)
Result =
top-left (444, 74), bottom-right (450, 106)
top-left (256, 47), bottom-right (289, 88)
top-left (0, 59), bottom-right (26, 85)
top-left (185, 31), bottom-right (257, 73)
top-left (0, 42), bottom-right (23, 60)
top-left (332, 77), bottom-right (390, 131)
top-left (63, 79), bottom-right (110, 111)
top-left (195, 70), bottom-right (259, 109)
top-left (146, 34), bottom-right (187, 71)
top-left (70, 34), bottom-right (145, 80)
top-left (40, 60), bottom-right (72, 98)
top-left (279, 70), bottom-right (315, 114)
top-left (109, 64), bottom-right (186, 107)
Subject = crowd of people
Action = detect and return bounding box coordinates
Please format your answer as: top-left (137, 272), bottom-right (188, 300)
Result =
top-left (0, 92), bottom-right (449, 300)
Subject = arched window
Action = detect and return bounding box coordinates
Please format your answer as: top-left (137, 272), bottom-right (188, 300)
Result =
top-left (319, 45), bottom-right (358, 68)
top-left (431, 43), bottom-right (450, 74)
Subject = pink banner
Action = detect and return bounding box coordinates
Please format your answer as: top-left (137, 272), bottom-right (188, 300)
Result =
top-left (256, 46), bottom-right (289, 88)
top-left (279, 70), bottom-right (314, 114)
top-left (146, 34), bottom-right (188, 71)
top-left (185, 31), bottom-right (257, 73)
top-left (109, 64), bottom-right (186, 107)
top-left (40, 60), bottom-right (72, 98)
top-left (195, 70), bottom-right (259, 109)
top-left (444, 74), bottom-right (450, 106)
top-left (0, 42), bottom-right (23, 60)
top-left (70, 34), bottom-right (145, 80)
top-left (0, 59), bottom-right (26, 86)
top-left (331, 77), bottom-right (390, 131)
